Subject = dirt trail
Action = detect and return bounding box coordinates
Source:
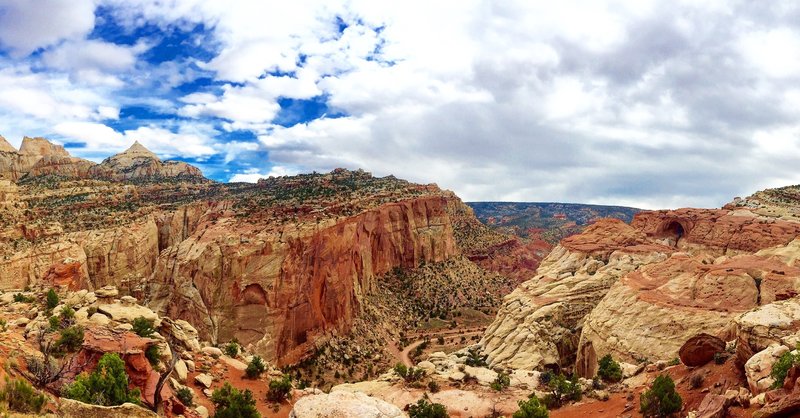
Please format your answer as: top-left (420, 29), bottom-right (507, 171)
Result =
top-left (400, 339), bottom-right (424, 367)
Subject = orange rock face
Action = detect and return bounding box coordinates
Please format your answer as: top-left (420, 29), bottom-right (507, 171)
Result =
top-left (150, 196), bottom-right (459, 365)
top-left (632, 209), bottom-right (800, 252)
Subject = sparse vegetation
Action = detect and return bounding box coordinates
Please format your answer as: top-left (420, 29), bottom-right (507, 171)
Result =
top-left (491, 372), bottom-right (510, 391)
top-left (132, 316), bottom-right (156, 338)
top-left (640, 374), bottom-right (682, 417)
top-left (211, 382), bottom-right (260, 418)
top-left (394, 363), bottom-right (424, 384)
top-left (771, 350), bottom-right (797, 389)
top-left (176, 386), bottom-right (194, 406)
top-left (427, 380), bottom-right (440, 393)
top-left (13, 293), bottom-right (34, 303)
top-left (0, 377), bottom-right (46, 413)
top-left (46, 289), bottom-right (59, 311)
top-left (513, 395), bottom-right (549, 418)
top-left (597, 354), bottom-right (622, 382)
top-left (145, 344), bottom-right (160, 366)
top-left (465, 347), bottom-right (488, 367)
top-left (689, 373), bottom-right (704, 389)
top-left (224, 341), bottom-right (239, 357)
top-left (713, 352), bottom-right (727, 365)
top-left (63, 353), bottom-right (141, 406)
top-left (266, 374), bottom-right (292, 403)
top-left (54, 325), bottom-right (84, 353)
top-left (542, 372), bottom-right (581, 408)
top-left (245, 356), bottom-right (266, 379)
top-left (408, 396), bottom-right (449, 418)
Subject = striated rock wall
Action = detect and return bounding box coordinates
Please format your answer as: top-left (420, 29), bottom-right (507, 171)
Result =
top-left (149, 196), bottom-right (459, 365)
top-left (480, 219), bottom-right (672, 370)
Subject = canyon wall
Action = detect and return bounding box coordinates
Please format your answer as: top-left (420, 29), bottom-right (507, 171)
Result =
top-left (148, 195), bottom-right (459, 365)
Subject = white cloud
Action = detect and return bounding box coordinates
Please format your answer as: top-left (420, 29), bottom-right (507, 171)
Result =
top-left (41, 40), bottom-right (145, 72)
top-left (229, 165), bottom-right (299, 182)
top-left (0, 0), bottom-right (96, 56)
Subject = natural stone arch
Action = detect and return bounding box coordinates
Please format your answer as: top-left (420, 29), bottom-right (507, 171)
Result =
top-left (661, 220), bottom-right (687, 247)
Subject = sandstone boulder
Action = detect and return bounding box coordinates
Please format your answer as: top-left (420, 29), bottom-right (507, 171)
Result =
top-left (290, 391), bottom-right (404, 418)
top-left (58, 398), bottom-right (157, 418)
top-left (679, 333), bottom-right (727, 367)
top-left (98, 301), bottom-right (159, 324)
top-left (202, 346), bottom-right (223, 357)
top-left (195, 373), bottom-right (213, 388)
top-left (696, 393), bottom-right (729, 418)
top-left (746, 345), bottom-right (790, 394)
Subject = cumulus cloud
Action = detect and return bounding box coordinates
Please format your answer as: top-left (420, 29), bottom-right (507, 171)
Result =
top-left (0, 0), bottom-right (96, 56)
top-left (3, 1), bottom-right (800, 208)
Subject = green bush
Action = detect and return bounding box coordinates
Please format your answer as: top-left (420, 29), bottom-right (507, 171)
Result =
top-left (427, 380), bottom-right (440, 393)
top-left (245, 356), bottom-right (266, 379)
top-left (46, 289), bottom-right (59, 311)
top-left (48, 316), bottom-right (60, 331)
top-left (464, 347), bottom-right (488, 367)
top-left (0, 378), bottom-right (46, 413)
top-left (55, 326), bottom-right (84, 353)
top-left (13, 293), bottom-right (34, 303)
top-left (771, 351), bottom-right (796, 389)
top-left (59, 305), bottom-right (76, 327)
top-left (491, 372), bottom-right (510, 391)
top-left (394, 363), bottom-right (424, 383)
top-left (131, 317), bottom-right (155, 338)
top-left (543, 373), bottom-right (581, 408)
top-left (513, 395), bottom-right (549, 418)
top-left (598, 354), bottom-right (622, 382)
top-left (0, 319), bottom-right (6, 332)
top-left (211, 382), bottom-right (260, 418)
top-left (145, 345), bottom-right (160, 366)
top-left (224, 341), bottom-right (239, 357)
top-left (640, 374), bottom-right (682, 417)
top-left (63, 353), bottom-right (141, 406)
top-left (176, 386), bottom-right (193, 406)
top-left (408, 397), bottom-right (449, 418)
top-left (266, 374), bottom-right (292, 403)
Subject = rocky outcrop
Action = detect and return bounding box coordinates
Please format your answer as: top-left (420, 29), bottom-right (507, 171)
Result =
top-left (577, 251), bottom-right (800, 371)
top-left (632, 209), bottom-right (800, 253)
top-left (290, 390), bottom-right (405, 418)
top-left (745, 344), bottom-right (790, 394)
top-left (150, 195), bottom-right (459, 365)
top-left (481, 219), bottom-right (672, 371)
top-left (0, 135), bottom-right (15, 153)
top-left (58, 398), bottom-right (158, 418)
top-left (91, 141), bottom-right (204, 181)
top-left (679, 334), bottom-right (726, 367)
top-left (26, 154), bottom-right (96, 179)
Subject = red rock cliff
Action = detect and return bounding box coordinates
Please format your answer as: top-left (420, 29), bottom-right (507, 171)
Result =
top-left (149, 195), bottom-right (459, 365)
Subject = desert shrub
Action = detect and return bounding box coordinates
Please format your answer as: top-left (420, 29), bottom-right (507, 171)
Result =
top-left (598, 354), bottom-right (622, 382)
top-left (59, 305), bottom-right (75, 327)
top-left (0, 319), bottom-right (6, 332)
top-left (465, 347), bottom-right (488, 367)
top-left (543, 373), bottom-right (581, 408)
top-left (224, 341), bottom-right (239, 357)
top-left (46, 289), bottom-right (59, 311)
top-left (491, 372), bottom-right (510, 392)
top-left (427, 380), bottom-right (440, 393)
top-left (640, 374), bottom-right (682, 417)
top-left (176, 386), bottom-right (193, 406)
top-left (145, 345), bottom-right (160, 366)
top-left (0, 378), bottom-right (46, 413)
top-left (689, 373), bottom-right (704, 389)
top-left (54, 326), bottom-right (84, 353)
top-left (513, 395), bottom-right (549, 418)
top-left (408, 397), bottom-right (449, 418)
top-left (132, 317), bottom-right (155, 338)
top-left (48, 316), bottom-right (60, 331)
top-left (63, 353), bottom-right (141, 406)
top-left (266, 374), bottom-right (292, 403)
top-left (771, 350), bottom-right (796, 389)
top-left (86, 306), bottom-right (98, 317)
top-left (211, 382), bottom-right (260, 418)
top-left (13, 293), bottom-right (34, 303)
top-left (245, 356), bottom-right (266, 379)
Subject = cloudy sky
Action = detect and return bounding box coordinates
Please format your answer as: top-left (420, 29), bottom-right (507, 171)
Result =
top-left (0, 1), bottom-right (799, 208)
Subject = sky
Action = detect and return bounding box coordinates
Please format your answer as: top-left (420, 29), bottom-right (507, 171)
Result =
top-left (1, 1), bottom-right (799, 209)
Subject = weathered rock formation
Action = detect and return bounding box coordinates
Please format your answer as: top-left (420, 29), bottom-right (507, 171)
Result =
top-left (290, 390), bottom-right (405, 418)
top-left (482, 202), bottom-right (800, 377)
top-left (149, 195), bottom-right (458, 365)
top-left (90, 141), bottom-right (204, 181)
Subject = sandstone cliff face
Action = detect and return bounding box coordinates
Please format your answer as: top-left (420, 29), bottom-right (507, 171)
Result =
top-left (480, 219), bottom-right (671, 370)
top-left (149, 196), bottom-right (458, 365)
top-left (482, 206), bottom-right (800, 376)
top-left (26, 154), bottom-right (96, 179)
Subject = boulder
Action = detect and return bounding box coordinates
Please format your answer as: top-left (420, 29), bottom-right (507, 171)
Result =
top-left (289, 391), bottom-right (404, 418)
top-left (89, 313), bottom-right (111, 326)
top-left (696, 394), bottom-right (729, 418)
top-left (195, 405), bottom-right (209, 418)
top-left (202, 346), bottom-right (223, 358)
top-left (174, 359), bottom-right (188, 383)
top-left (680, 334), bottom-right (726, 367)
top-left (58, 398), bottom-right (157, 417)
top-left (195, 373), bottom-right (213, 388)
top-left (98, 301), bottom-right (159, 324)
top-left (95, 285), bottom-right (119, 298)
top-left (221, 355), bottom-right (247, 371)
top-left (746, 345), bottom-right (790, 394)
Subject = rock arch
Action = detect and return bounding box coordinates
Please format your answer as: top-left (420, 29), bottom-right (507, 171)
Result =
top-left (660, 220), bottom-right (688, 247)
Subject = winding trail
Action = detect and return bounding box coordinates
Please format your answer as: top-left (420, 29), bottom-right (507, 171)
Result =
top-left (399, 339), bottom-right (424, 367)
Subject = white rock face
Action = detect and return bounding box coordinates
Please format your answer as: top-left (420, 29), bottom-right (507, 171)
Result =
top-left (202, 346), bottom-right (223, 357)
top-left (194, 373), bottom-right (213, 389)
top-left (290, 391), bottom-right (405, 418)
top-left (745, 344), bottom-right (790, 394)
top-left (174, 359), bottom-right (188, 383)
